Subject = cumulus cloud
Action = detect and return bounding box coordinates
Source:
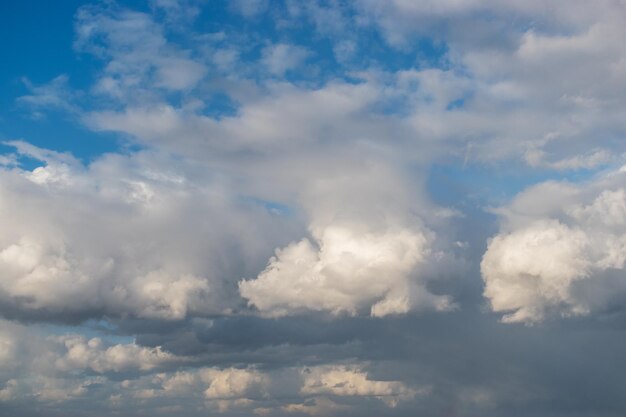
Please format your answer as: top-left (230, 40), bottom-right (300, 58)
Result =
top-left (116, 366), bottom-right (272, 413)
top-left (0, 141), bottom-right (291, 322)
top-left (239, 161), bottom-right (456, 318)
top-left (54, 335), bottom-right (180, 373)
top-left (202, 368), bottom-right (269, 400)
top-left (300, 365), bottom-right (418, 407)
top-left (240, 224), bottom-right (446, 317)
top-left (482, 167), bottom-right (626, 323)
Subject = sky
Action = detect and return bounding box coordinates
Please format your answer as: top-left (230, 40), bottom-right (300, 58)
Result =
top-left (1, 1), bottom-right (626, 416)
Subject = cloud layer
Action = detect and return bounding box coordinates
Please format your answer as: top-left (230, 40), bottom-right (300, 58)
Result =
top-left (3, 0), bottom-right (626, 416)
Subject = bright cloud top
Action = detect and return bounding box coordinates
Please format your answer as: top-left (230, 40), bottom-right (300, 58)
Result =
top-left (482, 168), bottom-right (626, 323)
top-left (240, 224), bottom-right (452, 317)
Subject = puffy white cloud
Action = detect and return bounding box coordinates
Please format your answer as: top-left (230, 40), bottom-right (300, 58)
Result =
top-left (54, 335), bottom-right (179, 373)
top-left (113, 367), bottom-right (272, 413)
top-left (482, 167), bottom-right (626, 323)
top-left (201, 368), bottom-right (269, 400)
top-left (34, 376), bottom-right (105, 402)
top-left (239, 161), bottom-right (456, 318)
top-left (0, 322), bottom-right (275, 408)
top-left (0, 142), bottom-right (290, 322)
top-left (82, 73), bottom-right (463, 320)
top-left (240, 224), bottom-right (444, 317)
top-left (300, 365), bottom-right (417, 407)
top-left (482, 220), bottom-right (590, 323)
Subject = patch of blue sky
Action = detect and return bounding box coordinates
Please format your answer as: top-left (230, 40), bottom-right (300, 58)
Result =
top-left (446, 96), bottom-right (469, 111)
top-left (0, 142), bottom-right (41, 171)
top-left (0, 1), bottom-right (124, 162)
top-left (195, 91), bottom-right (239, 119)
top-left (0, 114), bottom-right (122, 164)
top-left (35, 320), bottom-right (136, 345)
top-left (194, 1), bottom-right (450, 83)
top-left (427, 160), bottom-right (611, 209)
top-left (239, 196), bottom-right (295, 217)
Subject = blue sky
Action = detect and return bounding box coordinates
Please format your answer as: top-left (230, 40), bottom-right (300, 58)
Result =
top-left (2, 1), bottom-right (626, 416)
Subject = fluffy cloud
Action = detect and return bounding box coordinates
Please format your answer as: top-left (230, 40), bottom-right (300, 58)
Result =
top-left (117, 367), bottom-right (271, 413)
top-left (300, 365), bottom-right (417, 407)
top-left (202, 368), bottom-right (269, 401)
top-left (239, 160), bottom-right (456, 318)
top-left (351, 0), bottom-right (626, 169)
top-left (54, 335), bottom-right (179, 373)
top-left (482, 167), bottom-right (626, 323)
top-left (0, 142), bottom-right (290, 322)
top-left (240, 224), bottom-right (448, 317)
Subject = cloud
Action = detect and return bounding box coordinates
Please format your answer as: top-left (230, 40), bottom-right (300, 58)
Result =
top-left (0, 379), bottom-right (17, 402)
top-left (229, 0), bottom-right (268, 18)
top-left (17, 75), bottom-right (78, 118)
top-left (261, 43), bottom-right (310, 76)
top-left (300, 365), bottom-right (418, 407)
top-left (280, 397), bottom-right (348, 416)
top-left (6, 0), bottom-right (626, 415)
top-left (74, 3), bottom-right (207, 98)
top-left (202, 368), bottom-right (269, 400)
top-left (54, 335), bottom-right (180, 373)
top-left (482, 167), bottom-right (626, 323)
top-left (0, 142), bottom-right (292, 322)
top-left (240, 224), bottom-right (447, 317)
top-left (239, 159), bottom-right (456, 318)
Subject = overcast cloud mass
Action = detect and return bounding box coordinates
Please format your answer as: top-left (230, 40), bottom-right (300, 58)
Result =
top-left (1, 0), bottom-right (626, 416)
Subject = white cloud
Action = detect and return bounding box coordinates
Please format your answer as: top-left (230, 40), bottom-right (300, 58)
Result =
top-left (0, 142), bottom-right (290, 322)
top-left (74, 4), bottom-right (207, 97)
top-left (54, 335), bottom-right (180, 373)
top-left (201, 368), bottom-right (269, 400)
top-left (240, 224), bottom-right (440, 317)
top-left (261, 43), bottom-right (310, 76)
top-left (239, 160), bottom-right (456, 318)
top-left (482, 220), bottom-right (590, 323)
top-left (482, 167), bottom-right (626, 323)
top-left (17, 75), bottom-right (78, 117)
top-left (300, 365), bottom-right (417, 407)
top-left (351, 1), bottom-right (626, 169)
top-left (34, 376), bottom-right (104, 402)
